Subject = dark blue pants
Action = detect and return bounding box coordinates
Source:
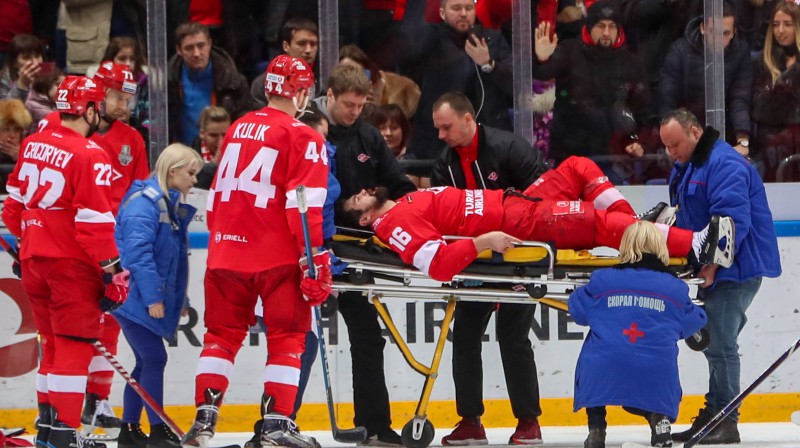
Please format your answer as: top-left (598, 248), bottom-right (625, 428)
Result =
top-left (116, 315), bottom-right (167, 425)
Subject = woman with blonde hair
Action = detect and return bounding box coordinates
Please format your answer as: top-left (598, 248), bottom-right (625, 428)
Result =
top-left (569, 221), bottom-right (707, 448)
top-left (112, 144), bottom-right (202, 448)
top-left (751, 1), bottom-right (800, 182)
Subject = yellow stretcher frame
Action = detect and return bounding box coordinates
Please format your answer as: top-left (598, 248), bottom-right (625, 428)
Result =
top-left (330, 236), bottom-right (700, 448)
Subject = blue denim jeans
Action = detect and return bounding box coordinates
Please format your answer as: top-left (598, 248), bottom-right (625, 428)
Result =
top-left (698, 277), bottom-right (762, 421)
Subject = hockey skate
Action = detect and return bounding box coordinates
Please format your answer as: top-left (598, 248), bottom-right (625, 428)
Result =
top-left (181, 389), bottom-right (222, 448)
top-left (637, 202), bottom-right (677, 226)
top-left (34, 403), bottom-right (53, 448)
top-left (80, 394), bottom-right (121, 440)
top-left (259, 395), bottom-right (320, 448)
top-left (49, 421), bottom-right (107, 448)
top-left (692, 216), bottom-right (735, 268)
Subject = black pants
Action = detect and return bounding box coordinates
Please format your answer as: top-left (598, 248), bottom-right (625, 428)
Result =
top-left (586, 406), bottom-right (651, 429)
top-left (338, 290), bottom-right (392, 435)
top-left (452, 301), bottom-right (542, 419)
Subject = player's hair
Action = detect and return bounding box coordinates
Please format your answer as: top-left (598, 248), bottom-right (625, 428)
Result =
top-left (660, 108), bottom-right (701, 132)
top-left (175, 22), bottom-right (211, 49)
top-left (433, 91), bottom-right (476, 118)
top-left (618, 221), bottom-right (670, 266)
top-left (102, 36), bottom-right (147, 77)
top-left (0, 99), bottom-right (33, 130)
top-left (198, 106), bottom-right (230, 131)
top-left (327, 63), bottom-right (371, 97)
top-left (155, 143), bottom-right (204, 197)
top-left (281, 17), bottom-right (319, 45)
top-left (298, 103), bottom-right (328, 134)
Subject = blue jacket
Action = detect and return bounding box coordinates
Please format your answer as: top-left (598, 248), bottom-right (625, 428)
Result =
top-left (569, 258), bottom-right (707, 420)
top-left (323, 141), bottom-right (340, 240)
top-left (113, 178), bottom-right (196, 341)
top-left (669, 128), bottom-right (781, 285)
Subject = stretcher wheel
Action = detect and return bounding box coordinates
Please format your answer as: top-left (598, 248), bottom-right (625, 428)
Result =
top-left (685, 328), bottom-right (711, 351)
top-left (526, 284), bottom-right (547, 299)
top-left (348, 269), bottom-right (371, 285)
top-left (401, 418), bottom-right (434, 448)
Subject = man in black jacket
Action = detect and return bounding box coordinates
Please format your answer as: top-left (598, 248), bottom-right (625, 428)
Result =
top-left (312, 63), bottom-right (416, 446)
top-left (533, 0), bottom-right (652, 184)
top-left (658, 3), bottom-right (752, 156)
top-left (167, 22), bottom-right (249, 146)
top-left (401, 0), bottom-right (514, 161)
top-left (430, 92), bottom-right (548, 446)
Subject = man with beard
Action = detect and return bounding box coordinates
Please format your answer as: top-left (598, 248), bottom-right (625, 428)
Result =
top-left (533, 0), bottom-right (652, 184)
top-left (342, 156), bottom-right (735, 282)
top-left (401, 0), bottom-right (514, 162)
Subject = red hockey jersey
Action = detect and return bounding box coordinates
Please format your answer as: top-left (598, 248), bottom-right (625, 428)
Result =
top-left (2, 125), bottom-right (119, 264)
top-left (206, 107), bottom-right (328, 272)
top-left (371, 187), bottom-right (505, 281)
top-left (38, 112), bottom-right (150, 211)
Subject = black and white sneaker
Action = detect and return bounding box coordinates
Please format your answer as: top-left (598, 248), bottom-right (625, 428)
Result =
top-left (48, 422), bottom-right (107, 448)
top-left (260, 414), bottom-right (320, 448)
top-left (648, 414), bottom-right (672, 447)
top-left (692, 216), bottom-right (735, 268)
top-left (181, 389), bottom-right (222, 448)
top-left (80, 394), bottom-right (120, 440)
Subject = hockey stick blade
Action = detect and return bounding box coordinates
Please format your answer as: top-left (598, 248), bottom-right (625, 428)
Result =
top-left (792, 411), bottom-right (800, 427)
top-left (333, 426), bottom-right (369, 443)
top-left (623, 443), bottom-right (683, 448)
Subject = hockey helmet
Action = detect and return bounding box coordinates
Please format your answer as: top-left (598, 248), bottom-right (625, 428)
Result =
top-left (264, 55), bottom-right (314, 99)
top-left (55, 76), bottom-right (106, 115)
top-left (93, 61), bottom-right (138, 95)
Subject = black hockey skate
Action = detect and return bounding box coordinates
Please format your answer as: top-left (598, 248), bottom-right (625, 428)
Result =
top-left (692, 216), bottom-right (735, 268)
top-left (181, 389), bottom-right (223, 448)
top-left (147, 423), bottom-right (181, 448)
top-left (80, 393), bottom-right (121, 440)
top-left (636, 202), bottom-right (677, 226)
top-left (49, 422), bottom-right (107, 448)
top-left (259, 395), bottom-right (320, 448)
top-left (34, 403), bottom-right (53, 448)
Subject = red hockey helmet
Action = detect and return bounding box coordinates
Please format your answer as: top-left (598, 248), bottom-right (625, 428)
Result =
top-left (264, 55), bottom-right (314, 99)
top-left (93, 61), bottom-right (138, 95)
top-left (55, 76), bottom-right (106, 115)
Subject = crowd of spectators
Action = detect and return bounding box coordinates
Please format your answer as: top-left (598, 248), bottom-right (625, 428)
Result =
top-left (0, 0), bottom-right (798, 187)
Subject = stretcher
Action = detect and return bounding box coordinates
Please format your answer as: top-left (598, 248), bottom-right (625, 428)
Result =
top-left (329, 234), bottom-right (706, 448)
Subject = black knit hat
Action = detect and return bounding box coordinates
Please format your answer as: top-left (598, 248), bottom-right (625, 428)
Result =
top-left (585, 0), bottom-right (623, 30)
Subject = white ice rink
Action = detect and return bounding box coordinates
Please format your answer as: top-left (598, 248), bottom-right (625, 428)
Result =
top-left (128, 423), bottom-right (800, 448)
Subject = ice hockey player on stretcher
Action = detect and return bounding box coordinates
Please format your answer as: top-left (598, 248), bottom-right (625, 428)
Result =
top-left (342, 156), bottom-right (734, 282)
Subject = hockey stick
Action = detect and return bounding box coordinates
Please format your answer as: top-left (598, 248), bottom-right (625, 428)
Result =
top-left (297, 186), bottom-right (368, 443)
top-left (623, 337), bottom-right (800, 448)
top-left (92, 341), bottom-right (186, 437)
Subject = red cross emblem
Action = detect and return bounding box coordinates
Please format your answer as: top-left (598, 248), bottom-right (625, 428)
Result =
top-left (623, 322), bottom-right (645, 343)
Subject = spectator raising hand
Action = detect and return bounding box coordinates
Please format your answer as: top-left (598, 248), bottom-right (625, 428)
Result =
top-left (534, 22), bottom-right (558, 62)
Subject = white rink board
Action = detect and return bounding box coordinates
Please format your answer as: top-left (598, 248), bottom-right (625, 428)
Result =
top-left (0, 236), bottom-right (799, 409)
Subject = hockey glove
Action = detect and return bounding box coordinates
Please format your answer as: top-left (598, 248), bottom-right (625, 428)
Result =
top-left (100, 270), bottom-right (131, 312)
top-left (299, 251), bottom-right (333, 306)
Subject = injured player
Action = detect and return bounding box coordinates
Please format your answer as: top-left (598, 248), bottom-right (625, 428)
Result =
top-left (342, 156), bottom-right (734, 282)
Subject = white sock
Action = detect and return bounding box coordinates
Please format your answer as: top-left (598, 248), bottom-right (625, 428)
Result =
top-left (692, 223), bottom-right (710, 258)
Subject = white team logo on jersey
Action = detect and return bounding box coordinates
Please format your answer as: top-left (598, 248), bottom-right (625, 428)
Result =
top-left (119, 145), bottom-right (132, 166)
top-left (215, 232), bottom-right (222, 243)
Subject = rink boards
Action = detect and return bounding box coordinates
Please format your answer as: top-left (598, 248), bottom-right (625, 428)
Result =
top-left (1, 186), bottom-right (799, 430)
